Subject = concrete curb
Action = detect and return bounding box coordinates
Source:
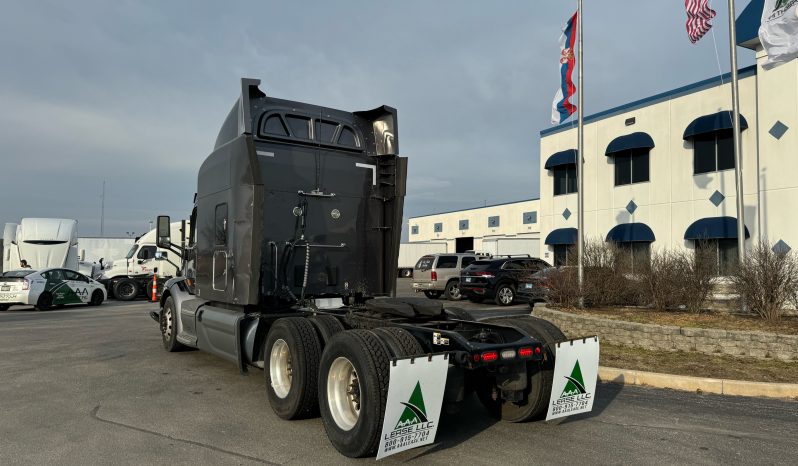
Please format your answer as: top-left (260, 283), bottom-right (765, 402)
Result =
top-left (599, 366), bottom-right (798, 400)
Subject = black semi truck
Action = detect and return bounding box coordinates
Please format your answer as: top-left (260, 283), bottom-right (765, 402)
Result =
top-left (151, 79), bottom-right (571, 458)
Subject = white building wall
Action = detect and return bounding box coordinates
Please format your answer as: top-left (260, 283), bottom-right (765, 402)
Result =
top-left (539, 49), bottom-right (797, 258)
top-left (409, 199), bottom-right (541, 256)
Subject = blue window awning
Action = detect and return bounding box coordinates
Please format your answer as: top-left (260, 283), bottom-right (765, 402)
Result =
top-left (605, 132), bottom-right (655, 156)
top-left (606, 223), bottom-right (655, 243)
top-left (545, 227), bottom-right (578, 245)
top-left (684, 216), bottom-right (750, 240)
top-left (683, 111), bottom-right (749, 140)
top-left (544, 149), bottom-right (577, 170)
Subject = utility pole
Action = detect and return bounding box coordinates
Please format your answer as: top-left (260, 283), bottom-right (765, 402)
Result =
top-left (577, 0), bottom-right (585, 307)
top-left (100, 180), bottom-right (105, 236)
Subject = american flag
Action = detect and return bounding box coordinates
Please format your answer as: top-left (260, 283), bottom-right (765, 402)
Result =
top-left (685, 0), bottom-right (717, 43)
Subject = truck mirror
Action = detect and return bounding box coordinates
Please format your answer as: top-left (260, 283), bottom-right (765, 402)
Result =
top-left (156, 216), bottom-right (171, 249)
top-left (154, 251), bottom-right (168, 261)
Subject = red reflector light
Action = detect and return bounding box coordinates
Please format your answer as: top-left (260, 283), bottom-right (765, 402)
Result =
top-left (431, 271), bottom-right (437, 281)
top-left (518, 347), bottom-right (533, 358)
top-left (473, 354), bottom-right (480, 362)
top-left (481, 351), bottom-right (498, 362)
top-left (535, 347), bottom-right (542, 355)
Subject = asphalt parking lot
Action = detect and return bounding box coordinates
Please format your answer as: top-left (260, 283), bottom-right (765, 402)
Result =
top-left (1, 292), bottom-right (797, 465)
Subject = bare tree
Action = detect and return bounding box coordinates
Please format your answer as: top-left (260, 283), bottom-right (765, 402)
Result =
top-left (731, 240), bottom-right (798, 321)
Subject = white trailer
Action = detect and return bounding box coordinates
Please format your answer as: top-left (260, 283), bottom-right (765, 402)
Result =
top-left (482, 236), bottom-right (540, 259)
top-left (397, 242), bottom-right (448, 277)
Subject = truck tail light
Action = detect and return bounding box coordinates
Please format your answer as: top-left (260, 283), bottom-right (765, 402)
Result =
top-left (481, 351), bottom-right (498, 362)
top-left (431, 271), bottom-right (437, 281)
top-left (22, 279), bottom-right (29, 290)
top-left (518, 347), bottom-right (534, 358)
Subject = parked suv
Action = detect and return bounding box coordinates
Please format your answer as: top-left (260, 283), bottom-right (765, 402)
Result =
top-left (413, 253), bottom-right (489, 300)
top-left (460, 256), bottom-right (550, 306)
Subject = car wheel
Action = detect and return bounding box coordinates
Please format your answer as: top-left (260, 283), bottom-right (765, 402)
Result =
top-left (35, 292), bottom-right (54, 311)
top-left (113, 278), bottom-right (139, 301)
top-left (0, 304), bottom-right (10, 311)
top-left (423, 290), bottom-right (442, 299)
top-left (89, 290), bottom-right (104, 306)
top-left (264, 317), bottom-right (322, 420)
top-left (401, 269), bottom-right (413, 278)
top-left (494, 284), bottom-right (515, 306)
top-left (444, 280), bottom-right (462, 301)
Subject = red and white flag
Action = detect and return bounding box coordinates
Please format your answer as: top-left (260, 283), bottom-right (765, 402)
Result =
top-left (685, 0), bottom-right (717, 43)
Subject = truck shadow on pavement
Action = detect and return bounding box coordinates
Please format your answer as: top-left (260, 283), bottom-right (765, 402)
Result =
top-left (556, 381), bottom-right (624, 424)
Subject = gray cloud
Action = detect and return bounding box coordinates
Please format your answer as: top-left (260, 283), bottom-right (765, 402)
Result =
top-left (0, 0), bottom-right (754, 237)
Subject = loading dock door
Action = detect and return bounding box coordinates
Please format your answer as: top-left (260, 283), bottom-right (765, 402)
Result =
top-left (455, 237), bottom-right (474, 253)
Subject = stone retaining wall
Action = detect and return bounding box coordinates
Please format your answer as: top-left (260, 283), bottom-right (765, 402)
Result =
top-left (534, 306), bottom-right (798, 362)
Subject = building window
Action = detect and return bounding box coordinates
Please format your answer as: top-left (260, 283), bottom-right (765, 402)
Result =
top-left (553, 165), bottom-right (577, 196)
top-left (523, 212), bottom-right (538, 224)
top-left (552, 245), bottom-right (571, 266)
top-left (434, 222), bottom-right (443, 233)
top-left (696, 239), bottom-right (739, 276)
top-left (410, 225), bottom-right (419, 235)
top-left (615, 242), bottom-right (651, 272)
top-left (614, 148), bottom-right (650, 186)
top-left (488, 216), bottom-right (500, 228)
top-left (693, 129), bottom-right (734, 175)
top-left (459, 220), bottom-right (469, 230)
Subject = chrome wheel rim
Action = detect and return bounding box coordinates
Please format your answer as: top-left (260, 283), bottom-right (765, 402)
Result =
top-left (327, 357), bottom-right (360, 431)
top-left (269, 339), bottom-right (292, 399)
top-left (449, 283), bottom-right (461, 299)
top-left (162, 306), bottom-right (173, 339)
top-left (499, 288), bottom-right (513, 304)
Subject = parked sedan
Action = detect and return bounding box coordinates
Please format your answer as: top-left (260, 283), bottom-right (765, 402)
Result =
top-left (0, 268), bottom-right (106, 311)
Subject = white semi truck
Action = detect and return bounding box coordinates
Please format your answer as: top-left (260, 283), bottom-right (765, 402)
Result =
top-left (97, 221), bottom-right (187, 300)
top-left (3, 218), bottom-right (82, 270)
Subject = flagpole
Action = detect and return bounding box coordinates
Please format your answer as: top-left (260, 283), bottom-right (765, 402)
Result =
top-left (726, 1), bottom-right (745, 269)
top-left (577, 0), bottom-right (585, 307)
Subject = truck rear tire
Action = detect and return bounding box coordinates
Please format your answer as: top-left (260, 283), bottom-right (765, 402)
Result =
top-left (113, 279), bottom-right (139, 301)
top-left (372, 327), bottom-right (424, 357)
top-left (309, 315), bottom-right (346, 347)
top-left (319, 330), bottom-right (391, 458)
top-left (160, 296), bottom-right (186, 352)
top-left (264, 317), bottom-right (322, 420)
top-left (476, 317), bottom-right (567, 422)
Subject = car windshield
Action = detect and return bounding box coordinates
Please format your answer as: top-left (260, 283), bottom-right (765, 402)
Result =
top-left (125, 245), bottom-right (138, 259)
top-left (2, 270), bottom-right (36, 278)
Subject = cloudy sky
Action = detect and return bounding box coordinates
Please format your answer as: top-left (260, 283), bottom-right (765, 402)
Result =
top-left (0, 0), bottom-right (755, 238)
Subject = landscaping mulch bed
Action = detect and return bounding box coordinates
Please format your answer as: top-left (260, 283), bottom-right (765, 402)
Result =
top-left (601, 343), bottom-right (798, 384)
top-left (561, 307), bottom-right (798, 335)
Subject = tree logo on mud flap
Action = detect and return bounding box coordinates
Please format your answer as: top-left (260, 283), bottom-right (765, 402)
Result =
top-left (394, 382), bottom-right (428, 429)
top-left (559, 360), bottom-right (588, 399)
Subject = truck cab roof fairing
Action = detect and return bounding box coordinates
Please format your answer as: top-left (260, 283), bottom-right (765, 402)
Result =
top-left (198, 79), bottom-right (406, 307)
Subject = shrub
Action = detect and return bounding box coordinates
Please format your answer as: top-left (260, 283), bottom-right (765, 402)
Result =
top-left (678, 245), bottom-right (717, 313)
top-left (543, 266), bottom-right (579, 308)
top-left (731, 240), bottom-right (798, 321)
top-left (638, 250), bottom-right (684, 312)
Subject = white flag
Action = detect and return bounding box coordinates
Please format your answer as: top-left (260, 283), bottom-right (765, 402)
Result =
top-left (759, 0), bottom-right (798, 69)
